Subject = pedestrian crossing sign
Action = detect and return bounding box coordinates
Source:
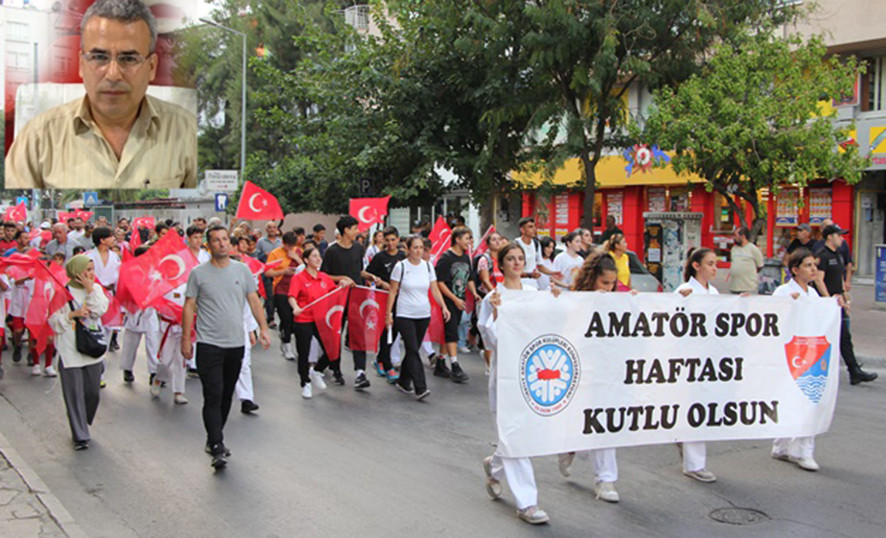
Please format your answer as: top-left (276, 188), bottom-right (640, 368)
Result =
top-left (83, 191), bottom-right (99, 206)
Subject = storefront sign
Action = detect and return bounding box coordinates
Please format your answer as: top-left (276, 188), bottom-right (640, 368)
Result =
top-left (607, 192), bottom-right (623, 224)
top-left (495, 291), bottom-right (841, 457)
top-left (808, 188), bottom-right (832, 225)
top-left (776, 189), bottom-right (799, 225)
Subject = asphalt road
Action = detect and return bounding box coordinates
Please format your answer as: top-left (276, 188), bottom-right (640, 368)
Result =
top-left (0, 339), bottom-right (883, 538)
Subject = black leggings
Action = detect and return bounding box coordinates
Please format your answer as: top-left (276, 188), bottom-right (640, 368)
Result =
top-left (293, 322), bottom-right (336, 386)
top-left (274, 294), bottom-right (294, 344)
top-left (394, 317), bottom-right (430, 394)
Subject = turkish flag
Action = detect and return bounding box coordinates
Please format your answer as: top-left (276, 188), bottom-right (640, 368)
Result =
top-left (426, 290), bottom-right (446, 345)
top-left (239, 254), bottom-right (267, 298)
top-left (347, 286), bottom-right (388, 353)
top-left (349, 196), bottom-right (391, 232)
top-left (57, 211), bottom-right (74, 223)
top-left (428, 217), bottom-right (451, 264)
top-left (472, 225), bottom-right (496, 258)
top-left (73, 209), bottom-right (94, 221)
top-left (117, 231), bottom-right (198, 311)
top-left (100, 289), bottom-right (124, 328)
top-left (132, 216), bottom-right (156, 230)
top-left (236, 181), bottom-right (284, 221)
top-left (310, 286), bottom-right (348, 361)
top-left (25, 262), bottom-right (73, 354)
top-left (4, 202), bottom-right (27, 223)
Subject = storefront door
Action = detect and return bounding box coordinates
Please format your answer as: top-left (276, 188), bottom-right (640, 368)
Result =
top-left (855, 190), bottom-right (886, 278)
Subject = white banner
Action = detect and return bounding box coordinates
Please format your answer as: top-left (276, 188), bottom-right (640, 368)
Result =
top-left (496, 290), bottom-right (841, 458)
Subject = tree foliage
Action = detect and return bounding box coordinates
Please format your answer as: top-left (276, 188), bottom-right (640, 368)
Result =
top-left (642, 33), bottom-right (867, 232)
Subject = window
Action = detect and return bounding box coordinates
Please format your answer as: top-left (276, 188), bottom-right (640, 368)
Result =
top-left (344, 5), bottom-right (370, 31)
top-left (862, 56), bottom-right (886, 112)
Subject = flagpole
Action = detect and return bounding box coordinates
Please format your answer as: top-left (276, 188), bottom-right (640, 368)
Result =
top-left (299, 286), bottom-right (346, 313)
top-left (353, 284), bottom-right (389, 294)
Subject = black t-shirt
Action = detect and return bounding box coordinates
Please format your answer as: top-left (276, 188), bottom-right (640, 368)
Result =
top-left (816, 246), bottom-right (844, 296)
top-left (367, 250), bottom-right (406, 283)
top-left (787, 238), bottom-right (815, 254)
top-left (435, 250), bottom-right (471, 300)
top-left (321, 242), bottom-right (365, 284)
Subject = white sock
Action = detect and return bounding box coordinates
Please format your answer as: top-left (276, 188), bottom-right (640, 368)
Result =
top-left (356, 369), bottom-right (365, 376)
top-left (450, 356), bottom-right (459, 364)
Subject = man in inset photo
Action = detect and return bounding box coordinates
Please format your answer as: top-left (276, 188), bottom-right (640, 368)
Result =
top-left (4, 0), bottom-right (197, 189)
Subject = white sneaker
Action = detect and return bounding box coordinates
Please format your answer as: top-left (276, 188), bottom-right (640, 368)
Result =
top-left (595, 481), bottom-right (620, 503)
top-left (683, 468), bottom-right (717, 482)
top-left (309, 368), bottom-right (327, 390)
top-left (482, 456), bottom-right (501, 499)
top-left (558, 452), bottom-right (575, 477)
top-left (517, 505), bottom-right (550, 525)
top-left (281, 342), bottom-right (296, 360)
top-left (174, 393), bottom-right (189, 405)
top-left (150, 380), bottom-right (162, 398)
top-left (43, 365), bottom-right (58, 377)
top-left (458, 346), bottom-right (471, 354)
top-left (31, 364), bottom-right (42, 376)
top-left (301, 383), bottom-right (313, 399)
top-left (791, 456), bottom-right (820, 472)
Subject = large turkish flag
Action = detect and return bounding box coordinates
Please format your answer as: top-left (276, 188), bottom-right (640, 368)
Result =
top-left (349, 196), bottom-right (391, 232)
top-left (310, 286), bottom-right (348, 361)
top-left (347, 286), bottom-right (388, 353)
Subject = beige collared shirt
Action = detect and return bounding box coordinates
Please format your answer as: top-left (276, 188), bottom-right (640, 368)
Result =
top-left (4, 94), bottom-right (197, 189)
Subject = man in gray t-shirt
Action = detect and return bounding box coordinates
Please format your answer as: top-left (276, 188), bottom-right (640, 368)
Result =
top-left (182, 225), bottom-right (270, 469)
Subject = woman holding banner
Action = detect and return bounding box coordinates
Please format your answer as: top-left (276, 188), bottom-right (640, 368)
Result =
top-left (288, 247), bottom-right (341, 399)
top-left (478, 243), bottom-right (554, 525)
top-left (385, 236), bottom-right (450, 401)
top-left (770, 248), bottom-right (823, 471)
top-left (557, 253), bottom-right (621, 503)
top-left (673, 247), bottom-right (719, 483)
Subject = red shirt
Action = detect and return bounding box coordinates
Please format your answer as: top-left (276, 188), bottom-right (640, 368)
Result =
top-left (288, 269), bottom-right (336, 323)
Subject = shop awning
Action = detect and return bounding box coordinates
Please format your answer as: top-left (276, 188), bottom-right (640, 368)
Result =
top-left (512, 156), bottom-right (707, 188)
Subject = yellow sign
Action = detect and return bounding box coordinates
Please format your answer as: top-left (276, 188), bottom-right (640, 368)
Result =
top-left (869, 126), bottom-right (886, 154)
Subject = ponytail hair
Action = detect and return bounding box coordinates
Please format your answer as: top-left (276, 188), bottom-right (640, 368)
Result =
top-left (561, 230), bottom-right (581, 247)
top-left (572, 252), bottom-right (617, 292)
top-left (684, 247), bottom-right (714, 282)
top-left (602, 232), bottom-right (624, 253)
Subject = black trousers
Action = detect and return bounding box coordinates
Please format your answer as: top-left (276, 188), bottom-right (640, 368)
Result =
top-left (395, 317), bottom-right (430, 394)
top-left (196, 343), bottom-right (244, 447)
top-left (376, 309), bottom-right (398, 371)
top-left (262, 276), bottom-right (275, 321)
top-left (840, 311), bottom-right (861, 373)
top-left (274, 294), bottom-right (294, 344)
top-left (293, 322), bottom-right (330, 387)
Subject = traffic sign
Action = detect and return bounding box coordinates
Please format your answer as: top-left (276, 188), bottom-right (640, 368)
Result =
top-left (215, 193), bottom-right (229, 212)
top-left (205, 170), bottom-right (239, 192)
top-left (15, 196), bottom-right (27, 206)
top-left (83, 191), bottom-right (99, 206)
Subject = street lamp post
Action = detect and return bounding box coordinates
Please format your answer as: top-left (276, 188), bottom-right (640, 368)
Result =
top-left (199, 17), bottom-right (247, 185)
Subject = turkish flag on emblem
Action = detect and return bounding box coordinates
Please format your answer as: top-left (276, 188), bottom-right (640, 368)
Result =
top-left (25, 262), bottom-right (73, 354)
top-left (310, 286), bottom-right (348, 361)
top-left (347, 286), bottom-right (388, 353)
top-left (117, 232), bottom-right (198, 310)
top-left (428, 216), bottom-right (451, 264)
top-left (4, 202), bottom-right (27, 223)
top-left (236, 181), bottom-right (284, 221)
top-left (349, 196), bottom-right (391, 232)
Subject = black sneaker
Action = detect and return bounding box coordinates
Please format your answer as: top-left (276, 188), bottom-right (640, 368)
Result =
top-left (850, 369), bottom-right (878, 385)
top-left (354, 372), bottom-right (370, 390)
top-left (332, 373), bottom-right (345, 386)
top-left (73, 440), bottom-right (89, 451)
top-left (451, 362), bottom-right (469, 383)
top-left (241, 400), bottom-right (260, 414)
top-left (205, 443), bottom-right (231, 457)
top-left (433, 359), bottom-right (451, 378)
top-left (211, 454), bottom-right (227, 469)
top-left (12, 346), bottom-right (22, 363)
top-left (427, 352), bottom-right (437, 367)
top-left (109, 333), bottom-right (120, 352)
top-left (123, 370), bottom-right (135, 383)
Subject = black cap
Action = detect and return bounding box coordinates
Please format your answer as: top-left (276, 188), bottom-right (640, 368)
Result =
top-left (821, 224), bottom-right (849, 237)
top-left (797, 223), bottom-right (811, 232)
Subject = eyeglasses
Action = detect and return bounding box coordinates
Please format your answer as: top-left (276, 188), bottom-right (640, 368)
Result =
top-left (81, 51), bottom-right (151, 70)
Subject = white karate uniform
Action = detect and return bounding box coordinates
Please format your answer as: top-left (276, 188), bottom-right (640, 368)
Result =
top-left (674, 276), bottom-right (717, 473)
top-left (120, 307), bottom-right (160, 375)
top-left (771, 278), bottom-right (818, 460)
top-left (236, 272), bottom-right (260, 402)
top-left (154, 285), bottom-right (187, 394)
top-left (478, 286), bottom-right (539, 510)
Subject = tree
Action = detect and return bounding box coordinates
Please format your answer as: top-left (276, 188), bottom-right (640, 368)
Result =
top-left (641, 32), bottom-right (867, 234)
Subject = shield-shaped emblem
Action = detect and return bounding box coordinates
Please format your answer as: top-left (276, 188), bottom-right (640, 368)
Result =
top-left (784, 336), bottom-right (831, 404)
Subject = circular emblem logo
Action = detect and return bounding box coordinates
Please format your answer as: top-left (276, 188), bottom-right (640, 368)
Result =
top-left (520, 334), bottom-right (580, 416)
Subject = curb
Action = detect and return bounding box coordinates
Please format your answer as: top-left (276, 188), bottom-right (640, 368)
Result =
top-left (0, 431), bottom-right (87, 538)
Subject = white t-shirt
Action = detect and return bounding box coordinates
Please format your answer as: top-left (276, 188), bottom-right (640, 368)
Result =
top-left (553, 251), bottom-right (584, 288)
top-left (772, 278), bottom-right (818, 299)
top-left (674, 276), bottom-right (719, 296)
top-left (515, 236), bottom-right (540, 273)
top-left (390, 258), bottom-right (436, 319)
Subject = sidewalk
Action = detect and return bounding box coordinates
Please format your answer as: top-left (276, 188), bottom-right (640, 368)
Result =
top-left (844, 282), bottom-right (886, 367)
top-left (0, 431), bottom-right (85, 538)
